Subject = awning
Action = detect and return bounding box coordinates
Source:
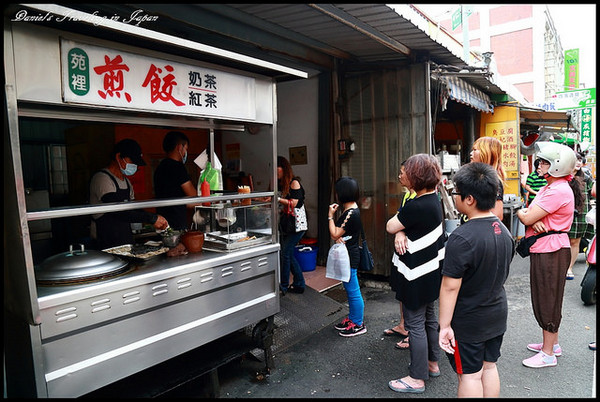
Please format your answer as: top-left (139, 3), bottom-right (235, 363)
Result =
top-left (518, 108), bottom-right (577, 154)
top-left (519, 109), bottom-right (575, 132)
top-left (441, 76), bottom-right (494, 113)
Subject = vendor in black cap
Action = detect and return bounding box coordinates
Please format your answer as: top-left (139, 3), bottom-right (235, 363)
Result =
top-left (89, 138), bottom-right (168, 249)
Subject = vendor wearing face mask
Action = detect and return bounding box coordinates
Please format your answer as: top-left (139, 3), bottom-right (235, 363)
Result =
top-left (153, 131), bottom-right (198, 230)
top-left (89, 138), bottom-right (168, 249)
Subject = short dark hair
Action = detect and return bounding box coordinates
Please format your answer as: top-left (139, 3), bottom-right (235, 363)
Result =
top-left (163, 131), bottom-right (189, 153)
top-left (403, 154), bottom-right (442, 192)
top-left (335, 176), bottom-right (360, 204)
top-left (453, 162), bottom-right (498, 211)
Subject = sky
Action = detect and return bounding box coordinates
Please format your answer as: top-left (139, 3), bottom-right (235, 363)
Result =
top-left (412, 4), bottom-right (596, 89)
top-left (546, 4), bottom-right (596, 89)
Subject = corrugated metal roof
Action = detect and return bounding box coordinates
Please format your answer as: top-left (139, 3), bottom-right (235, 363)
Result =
top-left (226, 4), bottom-right (466, 65)
top-left (224, 4), bottom-right (517, 98)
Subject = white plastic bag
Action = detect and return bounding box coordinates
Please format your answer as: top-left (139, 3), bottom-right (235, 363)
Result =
top-left (325, 243), bottom-right (351, 282)
top-left (585, 206), bottom-right (596, 227)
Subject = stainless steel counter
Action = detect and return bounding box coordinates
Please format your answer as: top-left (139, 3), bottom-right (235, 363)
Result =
top-left (35, 243), bottom-right (280, 397)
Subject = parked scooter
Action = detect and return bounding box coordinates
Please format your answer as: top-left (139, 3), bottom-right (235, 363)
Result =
top-left (581, 205), bottom-right (596, 305)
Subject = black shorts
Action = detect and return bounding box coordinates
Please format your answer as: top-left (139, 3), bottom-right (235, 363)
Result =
top-left (445, 334), bottom-right (504, 375)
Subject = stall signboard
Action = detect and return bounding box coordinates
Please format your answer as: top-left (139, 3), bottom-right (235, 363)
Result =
top-left (484, 120), bottom-right (520, 196)
top-left (61, 39), bottom-right (256, 120)
top-left (551, 88), bottom-right (596, 111)
top-left (485, 120), bottom-right (519, 177)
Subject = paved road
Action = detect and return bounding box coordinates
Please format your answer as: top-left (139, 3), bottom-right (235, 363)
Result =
top-left (214, 253), bottom-right (596, 398)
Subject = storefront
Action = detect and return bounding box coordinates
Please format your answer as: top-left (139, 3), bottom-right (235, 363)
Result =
top-left (4, 6), bottom-right (308, 397)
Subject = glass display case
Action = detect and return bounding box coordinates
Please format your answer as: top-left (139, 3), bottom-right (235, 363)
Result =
top-left (195, 199), bottom-right (273, 252)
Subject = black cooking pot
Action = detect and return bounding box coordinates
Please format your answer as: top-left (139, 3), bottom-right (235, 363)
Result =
top-left (36, 244), bottom-right (128, 283)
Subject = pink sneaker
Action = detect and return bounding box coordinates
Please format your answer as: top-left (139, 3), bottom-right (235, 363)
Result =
top-left (522, 351), bottom-right (557, 368)
top-left (526, 342), bottom-right (562, 356)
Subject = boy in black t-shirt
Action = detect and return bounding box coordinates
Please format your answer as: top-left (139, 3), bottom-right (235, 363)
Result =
top-left (439, 162), bottom-right (515, 398)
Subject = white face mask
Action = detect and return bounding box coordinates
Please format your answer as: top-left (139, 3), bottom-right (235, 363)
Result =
top-left (119, 157), bottom-right (137, 176)
top-left (180, 148), bottom-right (188, 164)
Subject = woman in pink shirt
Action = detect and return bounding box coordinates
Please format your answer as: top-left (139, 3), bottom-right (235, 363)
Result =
top-left (516, 142), bottom-right (581, 369)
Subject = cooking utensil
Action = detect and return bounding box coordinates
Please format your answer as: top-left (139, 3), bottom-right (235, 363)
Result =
top-left (157, 226), bottom-right (183, 247)
top-left (103, 244), bottom-right (170, 262)
top-left (181, 231), bottom-right (204, 253)
top-left (206, 232), bottom-right (230, 242)
top-left (192, 209), bottom-right (206, 231)
top-left (36, 244), bottom-right (128, 283)
top-left (217, 206), bottom-right (236, 227)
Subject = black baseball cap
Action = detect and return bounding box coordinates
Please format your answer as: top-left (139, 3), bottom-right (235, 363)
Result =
top-left (114, 139), bottom-right (146, 166)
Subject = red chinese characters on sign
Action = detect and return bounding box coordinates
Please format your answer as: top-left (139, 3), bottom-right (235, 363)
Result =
top-left (568, 65), bottom-right (577, 90)
top-left (142, 64), bottom-right (185, 106)
top-left (93, 55), bottom-right (132, 102)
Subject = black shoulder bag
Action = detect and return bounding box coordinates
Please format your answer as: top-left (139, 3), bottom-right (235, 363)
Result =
top-left (358, 226), bottom-right (374, 271)
top-left (515, 230), bottom-right (565, 258)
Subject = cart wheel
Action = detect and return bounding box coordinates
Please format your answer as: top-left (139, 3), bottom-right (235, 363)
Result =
top-left (252, 320), bottom-right (269, 345)
top-left (251, 317), bottom-right (275, 373)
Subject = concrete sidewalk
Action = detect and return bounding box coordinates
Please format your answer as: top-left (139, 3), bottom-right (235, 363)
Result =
top-left (215, 254), bottom-right (596, 398)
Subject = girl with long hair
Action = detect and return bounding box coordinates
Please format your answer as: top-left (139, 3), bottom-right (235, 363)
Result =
top-left (277, 156), bottom-right (306, 294)
top-left (470, 136), bottom-right (506, 220)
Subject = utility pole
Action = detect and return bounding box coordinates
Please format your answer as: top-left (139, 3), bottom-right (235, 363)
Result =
top-left (462, 5), bottom-right (470, 62)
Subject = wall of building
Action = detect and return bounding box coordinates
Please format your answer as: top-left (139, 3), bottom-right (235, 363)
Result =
top-left (277, 76), bottom-right (320, 239)
top-left (434, 5), bottom-right (561, 105)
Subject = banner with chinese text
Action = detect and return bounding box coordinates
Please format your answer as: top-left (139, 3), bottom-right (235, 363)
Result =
top-left (485, 120), bottom-right (519, 177)
top-left (564, 49), bottom-right (579, 90)
top-left (552, 88), bottom-right (596, 110)
top-left (61, 39), bottom-right (256, 120)
top-left (581, 107), bottom-right (593, 143)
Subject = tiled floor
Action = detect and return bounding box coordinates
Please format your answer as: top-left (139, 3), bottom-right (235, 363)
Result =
top-left (303, 265), bottom-right (341, 292)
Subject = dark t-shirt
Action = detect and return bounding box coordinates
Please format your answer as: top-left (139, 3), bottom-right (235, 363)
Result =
top-left (392, 193), bottom-right (445, 310)
top-left (335, 208), bottom-right (362, 269)
top-left (287, 178), bottom-right (305, 208)
top-left (154, 158), bottom-right (192, 230)
top-left (442, 216), bottom-right (514, 342)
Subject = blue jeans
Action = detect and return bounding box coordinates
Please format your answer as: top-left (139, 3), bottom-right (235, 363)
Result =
top-left (343, 268), bottom-right (364, 326)
top-left (279, 230), bottom-right (306, 291)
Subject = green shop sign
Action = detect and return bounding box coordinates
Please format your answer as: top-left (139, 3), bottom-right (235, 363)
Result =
top-left (67, 48), bottom-right (90, 96)
top-left (580, 108), bottom-right (592, 143)
top-left (553, 88), bottom-right (596, 110)
top-left (564, 49), bottom-right (579, 90)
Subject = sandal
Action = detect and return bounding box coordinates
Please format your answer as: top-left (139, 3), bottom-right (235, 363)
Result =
top-left (388, 378), bottom-right (425, 393)
top-left (566, 272), bottom-right (575, 280)
top-left (590, 342), bottom-right (596, 351)
top-left (395, 337), bottom-right (410, 349)
top-left (383, 328), bottom-right (409, 337)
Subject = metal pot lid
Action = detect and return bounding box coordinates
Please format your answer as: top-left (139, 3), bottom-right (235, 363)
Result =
top-left (37, 244), bottom-right (128, 282)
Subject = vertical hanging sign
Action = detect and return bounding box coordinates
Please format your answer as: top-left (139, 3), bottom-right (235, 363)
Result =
top-left (485, 121), bottom-right (519, 173)
top-left (580, 108), bottom-right (592, 143)
top-left (451, 8), bottom-right (462, 30)
top-left (564, 49), bottom-right (579, 90)
top-left (485, 120), bottom-right (519, 195)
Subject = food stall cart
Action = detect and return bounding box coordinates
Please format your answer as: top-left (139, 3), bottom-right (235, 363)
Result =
top-left (4, 6), bottom-right (306, 397)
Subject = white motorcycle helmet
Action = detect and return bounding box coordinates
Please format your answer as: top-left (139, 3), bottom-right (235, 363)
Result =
top-left (535, 141), bottom-right (577, 177)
